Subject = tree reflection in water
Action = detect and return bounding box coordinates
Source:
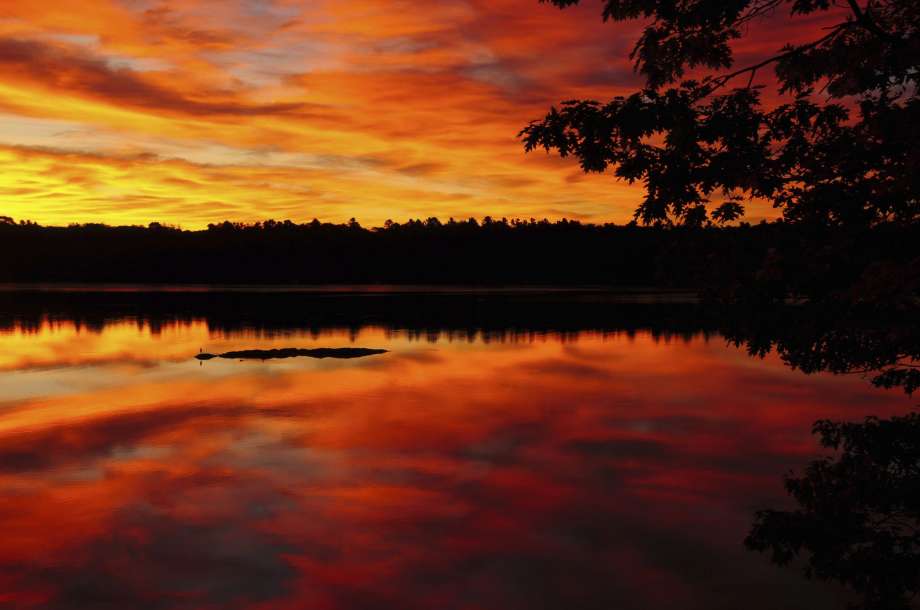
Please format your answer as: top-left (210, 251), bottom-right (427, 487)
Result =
top-left (743, 304), bottom-right (919, 610)
top-left (747, 415), bottom-right (920, 610)
top-left (723, 304), bottom-right (920, 395)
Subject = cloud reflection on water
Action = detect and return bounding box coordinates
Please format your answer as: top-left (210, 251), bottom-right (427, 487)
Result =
top-left (0, 320), bottom-right (907, 609)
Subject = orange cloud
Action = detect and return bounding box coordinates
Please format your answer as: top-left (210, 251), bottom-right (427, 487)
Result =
top-left (0, 0), bottom-right (812, 227)
top-left (0, 38), bottom-right (305, 118)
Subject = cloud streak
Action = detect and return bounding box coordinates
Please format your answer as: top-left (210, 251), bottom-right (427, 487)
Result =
top-left (0, 0), bottom-right (802, 226)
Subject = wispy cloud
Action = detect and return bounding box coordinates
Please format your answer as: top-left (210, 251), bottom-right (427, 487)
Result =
top-left (0, 0), bottom-right (794, 226)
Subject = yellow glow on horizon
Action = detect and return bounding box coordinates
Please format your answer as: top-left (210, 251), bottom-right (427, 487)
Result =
top-left (0, 0), bottom-right (784, 227)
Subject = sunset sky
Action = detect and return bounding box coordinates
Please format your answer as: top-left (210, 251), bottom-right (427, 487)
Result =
top-left (0, 0), bottom-right (813, 228)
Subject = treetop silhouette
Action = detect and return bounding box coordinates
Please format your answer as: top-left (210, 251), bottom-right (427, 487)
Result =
top-left (522, 0), bottom-right (920, 227)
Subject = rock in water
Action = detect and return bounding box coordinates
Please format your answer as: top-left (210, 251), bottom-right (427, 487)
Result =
top-left (195, 348), bottom-right (387, 361)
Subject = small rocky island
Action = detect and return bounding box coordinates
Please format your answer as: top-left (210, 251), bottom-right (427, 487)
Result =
top-left (195, 348), bottom-right (388, 361)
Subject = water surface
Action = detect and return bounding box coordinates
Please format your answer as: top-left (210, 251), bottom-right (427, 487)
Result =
top-left (0, 304), bottom-right (910, 609)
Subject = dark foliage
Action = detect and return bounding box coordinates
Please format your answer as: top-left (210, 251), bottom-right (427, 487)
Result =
top-left (0, 216), bottom-right (758, 287)
top-left (1, 217), bottom-right (917, 299)
top-left (746, 414), bottom-right (920, 610)
top-left (522, 0), bottom-right (920, 228)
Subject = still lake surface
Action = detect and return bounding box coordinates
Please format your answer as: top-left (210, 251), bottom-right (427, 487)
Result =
top-left (0, 289), bottom-right (911, 609)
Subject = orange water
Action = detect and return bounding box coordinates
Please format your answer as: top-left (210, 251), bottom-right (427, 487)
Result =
top-left (0, 319), bottom-right (909, 609)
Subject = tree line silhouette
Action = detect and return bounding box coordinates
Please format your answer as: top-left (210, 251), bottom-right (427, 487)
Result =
top-left (2, 216), bottom-right (916, 301)
top-left (0, 215), bottom-right (762, 287)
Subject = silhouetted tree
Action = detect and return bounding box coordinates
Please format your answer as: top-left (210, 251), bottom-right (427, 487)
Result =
top-left (746, 414), bottom-right (920, 610)
top-left (2, 216), bottom-right (915, 296)
top-left (0, 217), bottom-right (724, 285)
top-left (522, 0), bottom-right (920, 229)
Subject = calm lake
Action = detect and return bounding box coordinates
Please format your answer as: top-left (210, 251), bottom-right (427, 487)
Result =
top-left (0, 289), bottom-right (911, 609)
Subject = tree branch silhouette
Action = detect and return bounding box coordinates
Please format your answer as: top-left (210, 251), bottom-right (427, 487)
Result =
top-left (525, 0), bottom-right (920, 229)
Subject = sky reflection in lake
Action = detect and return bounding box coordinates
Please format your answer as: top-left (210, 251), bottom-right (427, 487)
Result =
top-left (0, 319), bottom-right (911, 609)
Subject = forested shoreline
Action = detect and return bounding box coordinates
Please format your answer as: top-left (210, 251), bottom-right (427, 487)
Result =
top-left (3, 217), bottom-right (915, 300)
